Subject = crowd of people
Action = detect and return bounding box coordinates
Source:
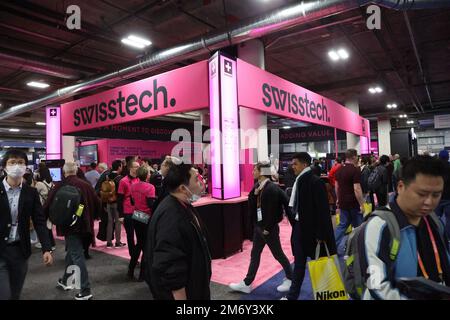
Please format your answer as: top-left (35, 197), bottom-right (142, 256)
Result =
top-left (1, 146), bottom-right (450, 300)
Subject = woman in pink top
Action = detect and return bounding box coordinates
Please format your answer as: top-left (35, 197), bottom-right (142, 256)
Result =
top-left (129, 166), bottom-right (156, 281)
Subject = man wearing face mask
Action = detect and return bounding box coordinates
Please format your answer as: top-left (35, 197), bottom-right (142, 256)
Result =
top-left (146, 163), bottom-right (211, 300)
top-left (0, 149), bottom-right (53, 300)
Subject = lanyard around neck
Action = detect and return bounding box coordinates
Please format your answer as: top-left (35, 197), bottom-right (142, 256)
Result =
top-left (417, 216), bottom-right (443, 282)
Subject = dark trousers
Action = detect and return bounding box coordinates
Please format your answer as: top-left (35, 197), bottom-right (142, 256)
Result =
top-left (62, 235), bottom-right (90, 294)
top-left (129, 219), bottom-right (148, 278)
top-left (287, 221), bottom-right (307, 300)
top-left (124, 215), bottom-right (135, 257)
top-left (244, 224), bottom-right (292, 286)
top-left (375, 187), bottom-right (388, 207)
top-left (0, 244), bottom-right (28, 300)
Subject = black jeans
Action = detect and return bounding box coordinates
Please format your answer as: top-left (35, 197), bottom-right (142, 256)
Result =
top-left (129, 219), bottom-right (148, 278)
top-left (124, 215), bottom-right (135, 257)
top-left (0, 244), bottom-right (28, 300)
top-left (375, 187), bottom-right (388, 207)
top-left (244, 224), bottom-right (292, 286)
top-left (287, 221), bottom-right (308, 300)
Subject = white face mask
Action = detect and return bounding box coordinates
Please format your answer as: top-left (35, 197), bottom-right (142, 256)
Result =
top-left (6, 164), bottom-right (26, 179)
top-left (184, 185), bottom-right (201, 203)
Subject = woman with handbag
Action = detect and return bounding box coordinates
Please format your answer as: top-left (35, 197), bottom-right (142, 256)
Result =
top-left (129, 166), bottom-right (156, 281)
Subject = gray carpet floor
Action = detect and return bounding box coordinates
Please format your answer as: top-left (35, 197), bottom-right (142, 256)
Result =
top-left (21, 240), bottom-right (240, 300)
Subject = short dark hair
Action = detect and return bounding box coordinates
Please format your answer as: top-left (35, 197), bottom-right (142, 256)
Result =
top-left (111, 160), bottom-right (122, 171)
top-left (142, 157), bottom-right (152, 164)
top-left (292, 152), bottom-right (311, 165)
top-left (165, 163), bottom-right (194, 193)
top-left (90, 162), bottom-right (97, 169)
top-left (400, 155), bottom-right (447, 185)
top-left (37, 165), bottom-right (52, 184)
top-left (361, 156), bottom-right (371, 166)
top-left (379, 155), bottom-right (390, 165)
top-left (345, 149), bottom-right (358, 160)
top-left (137, 166), bottom-right (149, 182)
top-left (125, 156), bottom-right (135, 164)
top-left (255, 161), bottom-right (271, 178)
top-left (1, 149), bottom-right (28, 167)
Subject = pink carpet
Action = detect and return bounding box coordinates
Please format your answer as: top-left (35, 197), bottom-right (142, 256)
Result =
top-left (59, 219), bottom-right (294, 289)
top-left (211, 218), bottom-right (294, 288)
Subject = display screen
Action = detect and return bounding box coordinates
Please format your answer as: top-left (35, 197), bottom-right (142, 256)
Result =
top-left (49, 167), bottom-right (62, 182)
top-left (78, 145), bottom-right (98, 166)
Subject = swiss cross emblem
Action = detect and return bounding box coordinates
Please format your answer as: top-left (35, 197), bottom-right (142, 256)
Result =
top-left (224, 59), bottom-right (232, 75)
top-left (49, 108), bottom-right (57, 117)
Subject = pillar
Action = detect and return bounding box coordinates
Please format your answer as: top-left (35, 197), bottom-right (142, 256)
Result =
top-left (63, 136), bottom-right (76, 163)
top-left (45, 106), bottom-right (62, 160)
top-left (377, 118), bottom-right (392, 156)
top-left (345, 99), bottom-right (360, 152)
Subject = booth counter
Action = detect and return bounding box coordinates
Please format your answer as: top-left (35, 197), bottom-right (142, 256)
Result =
top-left (193, 193), bottom-right (250, 259)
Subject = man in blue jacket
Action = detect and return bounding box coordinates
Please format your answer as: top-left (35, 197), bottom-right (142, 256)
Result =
top-left (363, 155), bottom-right (450, 299)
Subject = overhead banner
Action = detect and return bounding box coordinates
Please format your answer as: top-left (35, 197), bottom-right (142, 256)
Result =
top-left (72, 119), bottom-right (208, 142)
top-left (61, 61), bottom-right (209, 134)
top-left (279, 125), bottom-right (346, 143)
top-left (237, 59), bottom-right (370, 139)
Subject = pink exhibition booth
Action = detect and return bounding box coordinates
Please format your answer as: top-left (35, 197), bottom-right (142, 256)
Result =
top-left (45, 51), bottom-right (370, 258)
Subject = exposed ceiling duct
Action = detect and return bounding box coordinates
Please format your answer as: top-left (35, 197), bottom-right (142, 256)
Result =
top-left (0, 47), bottom-right (95, 80)
top-left (0, 0), bottom-right (449, 120)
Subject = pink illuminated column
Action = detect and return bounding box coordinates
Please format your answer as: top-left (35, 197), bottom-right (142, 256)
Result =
top-left (209, 52), bottom-right (241, 199)
top-left (46, 106), bottom-right (62, 160)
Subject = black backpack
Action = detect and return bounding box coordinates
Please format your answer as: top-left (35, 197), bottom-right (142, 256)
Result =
top-left (49, 185), bottom-right (83, 227)
top-left (367, 166), bottom-right (383, 191)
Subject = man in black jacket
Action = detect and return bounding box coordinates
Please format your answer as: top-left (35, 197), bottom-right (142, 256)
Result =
top-left (229, 162), bottom-right (292, 294)
top-left (285, 152), bottom-right (336, 300)
top-left (146, 162), bottom-right (211, 300)
top-left (0, 149), bottom-right (53, 300)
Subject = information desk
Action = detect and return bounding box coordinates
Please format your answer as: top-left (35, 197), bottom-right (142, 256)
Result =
top-left (193, 193), bottom-right (250, 259)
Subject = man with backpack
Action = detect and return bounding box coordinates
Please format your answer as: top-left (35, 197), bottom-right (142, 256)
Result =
top-left (229, 162), bottom-right (293, 294)
top-left (44, 162), bottom-right (101, 300)
top-left (99, 160), bottom-right (125, 249)
top-left (368, 155), bottom-right (390, 207)
top-left (344, 155), bottom-right (450, 299)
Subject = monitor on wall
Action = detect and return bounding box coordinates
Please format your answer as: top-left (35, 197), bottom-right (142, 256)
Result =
top-left (78, 145), bottom-right (98, 166)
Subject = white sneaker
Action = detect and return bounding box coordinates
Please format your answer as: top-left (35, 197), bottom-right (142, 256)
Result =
top-left (280, 297), bottom-right (288, 300)
top-left (229, 281), bottom-right (253, 294)
top-left (35, 242), bottom-right (42, 249)
top-left (277, 278), bottom-right (292, 293)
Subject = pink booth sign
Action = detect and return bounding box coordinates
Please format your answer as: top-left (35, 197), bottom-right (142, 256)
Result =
top-left (237, 59), bottom-right (370, 140)
top-left (61, 61), bottom-right (209, 134)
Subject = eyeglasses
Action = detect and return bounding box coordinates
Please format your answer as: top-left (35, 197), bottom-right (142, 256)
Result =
top-left (6, 160), bottom-right (26, 166)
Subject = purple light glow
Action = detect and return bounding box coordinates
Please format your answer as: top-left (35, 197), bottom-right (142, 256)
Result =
top-left (46, 106), bottom-right (61, 160)
top-left (209, 55), bottom-right (222, 199)
top-left (208, 53), bottom-right (241, 200)
top-left (219, 55), bottom-right (240, 199)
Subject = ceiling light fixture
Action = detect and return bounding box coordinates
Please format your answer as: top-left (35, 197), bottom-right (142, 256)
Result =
top-left (9, 128), bottom-right (20, 132)
top-left (121, 35), bottom-right (152, 49)
top-left (35, 140), bottom-right (43, 143)
top-left (27, 81), bottom-right (49, 89)
top-left (36, 122), bottom-right (46, 126)
top-left (328, 50), bottom-right (340, 61)
top-left (387, 103), bottom-right (398, 109)
top-left (369, 86), bottom-right (383, 94)
top-left (337, 48), bottom-right (349, 59)
top-left (282, 126), bottom-right (291, 129)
